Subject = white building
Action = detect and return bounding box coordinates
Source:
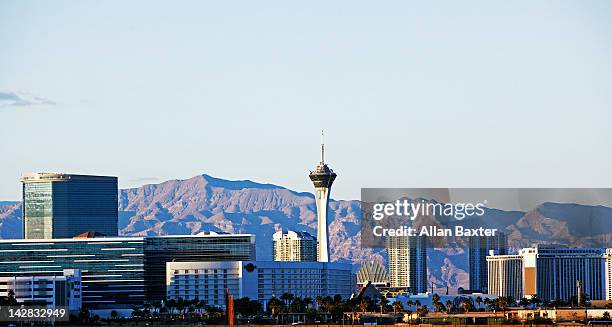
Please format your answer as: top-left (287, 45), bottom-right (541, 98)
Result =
top-left (0, 269), bottom-right (81, 311)
top-left (273, 230), bottom-right (317, 262)
top-left (166, 261), bottom-right (241, 308)
top-left (166, 261), bottom-right (354, 308)
top-left (486, 254), bottom-right (523, 300)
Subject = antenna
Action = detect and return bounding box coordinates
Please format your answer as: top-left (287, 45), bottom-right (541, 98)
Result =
top-left (320, 129), bottom-right (325, 163)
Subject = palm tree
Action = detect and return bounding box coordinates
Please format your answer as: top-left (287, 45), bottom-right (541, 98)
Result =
top-left (166, 299), bottom-right (176, 316)
top-left (378, 296), bottom-right (390, 313)
top-left (417, 305), bottom-right (429, 317)
top-left (530, 294), bottom-right (542, 308)
top-left (484, 298), bottom-right (492, 311)
top-left (290, 297), bottom-right (305, 313)
top-left (414, 300), bottom-right (421, 312)
top-left (445, 300), bottom-right (453, 313)
top-left (460, 298), bottom-right (473, 313)
top-left (280, 292), bottom-right (294, 313)
top-left (393, 301), bottom-right (404, 314)
top-left (495, 296), bottom-right (509, 312)
top-left (316, 296), bottom-right (324, 311)
top-left (359, 299), bottom-right (369, 313)
top-left (432, 294), bottom-right (443, 312)
top-left (303, 297), bottom-right (313, 310)
top-left (268, 297), bottom-right (283, 322)
top-left (6, 290), bottom-right (17, 305)
top-left (475, 296), bottom-right (483, 311)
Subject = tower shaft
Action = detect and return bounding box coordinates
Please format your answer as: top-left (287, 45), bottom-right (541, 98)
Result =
top-left (314, 187), bottom-right (331, 262)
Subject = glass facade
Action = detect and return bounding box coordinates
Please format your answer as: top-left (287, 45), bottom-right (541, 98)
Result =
top-left (22, 182), bottom-right (53, 239)
top-left (0, 237), bottom-right (145, 309)
top-left (0, 234), bottom-right (255, 309)
top-left (22, 174), bottom-right (118, 239)
top-left (144, 234), bottom-right (256, 302)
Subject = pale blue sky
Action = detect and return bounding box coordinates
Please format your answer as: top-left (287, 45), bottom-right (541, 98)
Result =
top-left (1, 1), bottom-right (611, 200)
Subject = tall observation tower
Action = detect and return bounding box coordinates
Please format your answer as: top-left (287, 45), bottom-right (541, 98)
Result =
top-left (309, 131), bottom-right (337, 262)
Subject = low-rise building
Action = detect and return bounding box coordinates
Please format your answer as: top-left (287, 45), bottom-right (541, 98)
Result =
top-left (0, 232), bottom-right (255, 310)
top-left (166, 261), bottom-right (354, 309)
top-left (0, 269), bottom-right (81, 311)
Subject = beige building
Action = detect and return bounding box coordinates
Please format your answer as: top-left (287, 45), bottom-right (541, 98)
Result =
top-left (486, 254), bottom-right (523, 300)
top-left (273, 230), bottom-right (316, 262)
top-left (386, 235), bottom-right (427, 293)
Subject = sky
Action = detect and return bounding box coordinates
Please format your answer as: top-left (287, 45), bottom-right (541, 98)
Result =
top-left (1, 1), bottom-right (611, 201)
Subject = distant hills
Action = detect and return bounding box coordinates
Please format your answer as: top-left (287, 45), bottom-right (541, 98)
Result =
top-left (0, 174), bottom-right (610, 290)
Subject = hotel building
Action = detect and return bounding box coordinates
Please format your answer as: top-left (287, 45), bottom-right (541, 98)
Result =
top-left (521, 247), bottom-right (605, 302)
top-left (386, 235), bottom-right (427, 293)
top-left (468, 233), bottom-right (507, 293)
top-left (273, 230), bottom-right (316, 262)
top-left (21, 173), bottom-right (118, 239)
top-left (486, 254), bottom-right (523, 300)
top-left (487, 246), bottom-right (606, 302)
top-left (166, 261), bottom-right (354, 309)
top-left (144, 233), bottom-right (255, 302)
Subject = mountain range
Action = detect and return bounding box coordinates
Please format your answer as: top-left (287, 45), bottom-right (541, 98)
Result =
top-left (0, 174), bottom-right (610, 290)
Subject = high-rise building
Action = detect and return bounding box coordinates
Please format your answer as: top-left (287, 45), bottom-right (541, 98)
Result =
top-left (273, 230), bottom-right (317, 262)
top-left (486, 253), bottom-right (523, 300)
top-left (166, 260), bottom-right (354, 309)
top-left (468, 233), bottom-right (507, 293)
top-left (521, 246), bottom-right (606, 302)
top-left (487, 246), bottom-right (606, 302)
top-left (308, 131), bottom-right (336, 262)
top-left (605, 248), bottom-right (612, 300)
top-left (21, 173), bottom-right (118, 239)
top-left (386, 235), bottom-right (427, 293)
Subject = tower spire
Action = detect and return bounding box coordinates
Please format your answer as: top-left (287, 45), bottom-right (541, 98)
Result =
top-left (321, 129), bottom-right (324, 164)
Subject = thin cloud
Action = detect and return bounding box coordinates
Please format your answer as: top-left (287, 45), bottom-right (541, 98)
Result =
top-left (0, 91), bottom-right (56, 108)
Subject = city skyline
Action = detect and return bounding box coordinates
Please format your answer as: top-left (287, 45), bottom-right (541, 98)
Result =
top-left (2, 0), bottom-right (612, 201)
top-left (1, 1), bottom-right (612, 323)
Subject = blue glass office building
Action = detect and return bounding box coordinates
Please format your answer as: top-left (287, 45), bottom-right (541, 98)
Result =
top-left (21, 173), bottom-right (118, 239)
top-left (0, 233), bottom-right (255, 310)
top-left (0, 237), bottom-right (144, 309)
